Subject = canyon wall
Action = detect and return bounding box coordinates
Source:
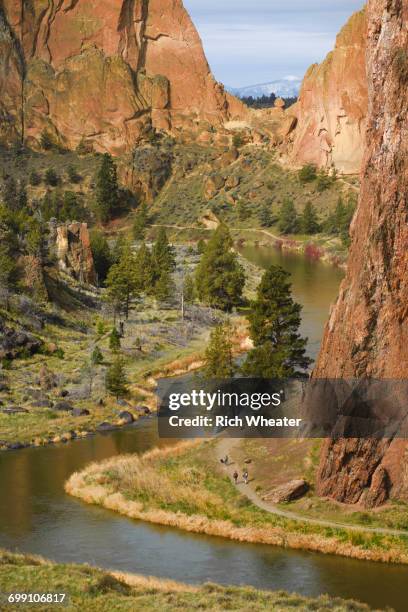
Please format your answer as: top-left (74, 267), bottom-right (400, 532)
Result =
top-left (288, 9), bottom-right (368, 174)
top-left (314, 0), bottom-right (408, 505)
top-left (0, 0), bottom-right (246, 154)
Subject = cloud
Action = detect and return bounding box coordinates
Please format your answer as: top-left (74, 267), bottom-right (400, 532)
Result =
top-left (183, 0), bottom-right (365, 87)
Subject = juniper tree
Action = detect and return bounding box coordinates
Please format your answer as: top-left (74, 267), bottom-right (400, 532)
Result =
top-left (133, 202), bottom-right (149, 240)
top-left (95, 153), bottom-right (119, 222)
top-left (105, 242), bottom-right (138, 320)
top-left (242, 265), bottom-right (312, 378)
top-left (301, 201), bottom-right (320, 234)
top-left (109, 327), bottom-right (121, 352)
top-left (195, 224), bottom-right (245, 312)
top-left (105, 356), bottom-right (129, 399)
top-left (278, 197), bottom-right (299, 234)
top-left (204, 320), bottom-right (235, 378)
top-left (90, 230), bottom-right (112, 285)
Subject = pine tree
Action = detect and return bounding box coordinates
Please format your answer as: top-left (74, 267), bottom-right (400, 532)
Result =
top-left (195, 225), bottom-right (245, 312)
top-left (91, 345), bottom-right (104, 365)
top-left (133, 202), bottom-right (149, 240)
top-left (204, 320), bottom-right (235, 378)
top-left (301, 201), bottom-right (320, 234)
top-left (259, 202), bottom-right (274, 227)
top-left (45, 168), bottom-right (59, 187)
top-left (152, 227), bottom-right (176, 275)
top-left (90, 230), bottom-right (112, 285)
top-left (0, 244), bottom-right (17, 311)
top-left (109, 327), bottom-right (121, 352)
top-left (278, 198), bottom-right (299, 234)
top-left (242, 265), bottom-right (312, 378)
top-left (2, 176), bottom-right (18, 211)
top-left (154, 268), bottom-right (174, 304)
top-left (95, 153), bottom-right (119, 222)
top-left (183, 274), bottom-right (196, 304)
top-left (105, 356), bottom-right (128, 399)
top-left (105, 242), bottom-right (138, 319)
top-left (134, 242), bottom-right (155, 293)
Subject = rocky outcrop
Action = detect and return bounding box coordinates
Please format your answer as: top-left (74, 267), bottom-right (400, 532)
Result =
top-left (55, 222), bottom-right (96, 285)
top-left (263, 480), bottom-right (309, 504)
top-left (0, 319), bottom-right (42, 360)
top-left (0, 0), bottom-right (247, 153)
top-left (288, 9), bottom-right (368, 174)
top-left (315, 0), bottom-right (408, 505)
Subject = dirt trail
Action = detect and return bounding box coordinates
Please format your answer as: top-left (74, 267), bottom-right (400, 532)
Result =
top-left (217, 437), bottom-right (408, 537)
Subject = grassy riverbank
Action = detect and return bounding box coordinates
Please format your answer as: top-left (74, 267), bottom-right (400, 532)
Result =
top-left (0, 549), bottom-right (374, 611)
top-left (66, 441), bottom-right (408, 565)
top-left (0, 244), bottom-right (250, 450)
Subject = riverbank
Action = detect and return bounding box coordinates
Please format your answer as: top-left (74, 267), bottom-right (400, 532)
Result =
top-left (65, 441), bottom-right (408, 565)
top-left (0, 243), bottom-right (250, 452)
top-left (0, 550), bottom-right (373, 611)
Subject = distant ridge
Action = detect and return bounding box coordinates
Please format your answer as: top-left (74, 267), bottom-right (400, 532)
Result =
top-left (228, 78), bottom-right (301, 99)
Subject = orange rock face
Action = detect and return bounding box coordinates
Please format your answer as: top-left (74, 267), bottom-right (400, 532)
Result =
top-left (56, 222), bottom-right (96, 285)
top-left (0, 0), bottom-right (247, 153)
top-left (289, 9), bottom-right (368, 174)
top-left (314, 0), bottom-right (408, 505)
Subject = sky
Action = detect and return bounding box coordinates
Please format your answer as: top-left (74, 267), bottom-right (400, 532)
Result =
top-left (183, 0), bottom-right (365, 88)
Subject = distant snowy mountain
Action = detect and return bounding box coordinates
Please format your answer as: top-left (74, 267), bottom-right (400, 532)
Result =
top-left (229, 77), bottom-right (301, 99)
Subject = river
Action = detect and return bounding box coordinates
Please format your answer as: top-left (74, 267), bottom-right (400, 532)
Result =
top-left (1, 245), bottom-right (407, 611)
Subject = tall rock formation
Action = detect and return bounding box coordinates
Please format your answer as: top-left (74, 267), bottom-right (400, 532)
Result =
top-left (314, 0), bottom-right (408, 505)
top-left (0, 0), bottom-right (246, 154)
top-left (288, 9), bottom-right (368, 174)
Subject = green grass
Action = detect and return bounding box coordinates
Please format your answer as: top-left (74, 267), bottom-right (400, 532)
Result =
top-left (0, 549), bottom-right (373, 611)
top-left (88, 442), bottom-right (408, 560)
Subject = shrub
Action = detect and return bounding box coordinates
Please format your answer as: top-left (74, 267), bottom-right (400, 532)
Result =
top-left (298, 164), bottom-right (317, 183)
top-left (45, 168), bottom-right (59, 187)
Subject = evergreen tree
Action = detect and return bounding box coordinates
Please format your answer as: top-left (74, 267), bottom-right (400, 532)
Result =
top-left (195, 224), bottom-right (245, 312)
top-left (90, 230), bottom-right (112, 285)
top-left (91, 345), bottom-right (104, 365)
top-left (40, 130), bottom-right (54, 151)
top-left (45, 168), bottom-right (59, 187)
top-left (153, 268), bottom-right (174, 304)
top-left (183, 273), bottom-right (196, 304)
top-left (237, 199), bottom-right (251, 221)
top-left (0, 244), bottom-right (17, 310)
top-left (111, 234), bottom-right (126, 264)
top-left (152, 227), bottom-right (176, 275)
top-left (204, 320), bottom-right (235, 378)
top-left (61, 191), bottom-right (84, 221)
top-left (298, 164), bottom-right (317, 183)
top-left (301, 201), bottom-right (320, 234)
top-left (105, 356), bottom-right (128, 399)
top-left (242, 265), bottom-right (312, 377)
top-left (105, 242), bottom-right (138, 319)
top-left (134, 242), bottom-right (155, 293)
top-left (29, 170), bottom-right (42, 186)
top-left (259, 202), bottom-right (274, 228)
top-left (95, 153), bottom-right (119, 222)
top-left (133, 202), bottom-right (149, 240)
top-left (278, 198), bottom-right (299, 234)
top-left (109, 327), bottom-right (121, 352)
top-left (2, 177), bottom-right (18, 211)
top-left (197, 239), bottom-right (206, 254)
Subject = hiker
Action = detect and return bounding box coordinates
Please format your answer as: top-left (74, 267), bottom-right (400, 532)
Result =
top-left (224, 455), bottom-right (229, 465)
top-left (233, 471), bottom-right (238, 485)
top-left (243, 470), bottom-right (249, 485)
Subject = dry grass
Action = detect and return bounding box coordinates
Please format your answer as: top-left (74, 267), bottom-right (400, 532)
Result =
top-left (66, 442), bottom-right (408, 565)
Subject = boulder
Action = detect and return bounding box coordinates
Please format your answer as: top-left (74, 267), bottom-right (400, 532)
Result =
top-left (2, 407), bottom-right (29, 415)
top-left (264, 480), bottom-right (309, 504)
top-left (72, 408), bottom-right (90, 417)
top-left (53, 401), bottom-right (74, 412)
top-left (118, 411), bottom-right (134, 425)
top-left (30, 400), bottom-right (53, 408)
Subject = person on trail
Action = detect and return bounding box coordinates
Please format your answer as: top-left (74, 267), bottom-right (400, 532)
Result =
top-left (233, 471), bottom-right (239, 484)
top-left (224, 455), bottom-right (229, 465)
top-left (243, 470), bottom-right (249, 485)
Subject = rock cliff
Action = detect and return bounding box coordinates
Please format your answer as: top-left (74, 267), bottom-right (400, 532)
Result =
top-left (0, 0), bottom-right (247, 154)
top-left (288, 9), bottom-right (368, 174)
top-left (54, 222), bottom-right (96, 285)
top-left (314, 0), bottom-right (408, 505)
